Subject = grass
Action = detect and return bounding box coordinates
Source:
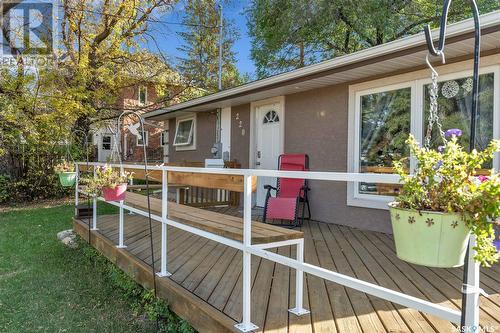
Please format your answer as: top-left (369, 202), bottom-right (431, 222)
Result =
top-left (0, 203), bottom-right (193, 333)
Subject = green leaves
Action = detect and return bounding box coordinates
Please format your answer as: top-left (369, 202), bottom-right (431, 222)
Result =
top-left (393, 135), bottom-right (500, 266)
top-left (247, 0), bottom-right (500, 78)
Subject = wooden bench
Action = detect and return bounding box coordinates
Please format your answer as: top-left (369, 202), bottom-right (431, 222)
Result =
top-left (124, 191), bottom-right (303, 245)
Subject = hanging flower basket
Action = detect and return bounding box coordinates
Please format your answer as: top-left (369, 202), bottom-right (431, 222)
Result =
top-left (391, 130), bottom-right (500, 268)
top-left (80, 165), bottom-right (133, 202)
top-left (389, 204), bottom-right (469, 267)
top-left (59, 172), bottom-right (77, 187)
top-left (54, 161), bottom-right (76, 187)
top-left (102, 184), bottom-right (128, 202)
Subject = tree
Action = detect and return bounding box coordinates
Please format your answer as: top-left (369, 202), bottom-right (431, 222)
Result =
top-left (247, 0), bottom-right (500, 78)
top-left (0, 0), bottom-right (194, 200)
top-left (177, 0), bottom-right (244, 92)
top-left (57, 0), bottom-right (187, 128)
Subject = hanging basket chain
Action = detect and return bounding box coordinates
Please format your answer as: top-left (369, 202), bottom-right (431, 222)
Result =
top-left (424, 53), bottom-right (447, 148)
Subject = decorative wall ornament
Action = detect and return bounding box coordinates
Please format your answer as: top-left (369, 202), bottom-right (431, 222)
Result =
top-left (441, 80), bottom-right (460, 98)
top-left (235, 112), bottom-right (245, 135)
top-left (462, 78), bottom-right (473, 93)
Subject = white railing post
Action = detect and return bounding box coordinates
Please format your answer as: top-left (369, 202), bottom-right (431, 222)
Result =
top-left (235, 174), bottom-right (258, 332)
top-left (75, 164), bottom-right (79, 208)
top-left (91, 167), bottom-right (98, 231)
top-left (462, 235), bottom-right (481, 332)
top-left (289, 238), bottom-right (310, 316)
top-left (117, 165), bottom-right (126, 248)
top-left (128, 178), bottom-right (134, 215)
top-left (157, 169), bottom-right (172, 277)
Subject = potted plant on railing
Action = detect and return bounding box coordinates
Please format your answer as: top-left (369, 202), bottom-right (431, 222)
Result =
top-left (54, 160), bottom-right (77, 187)
top-left (390, 130), bottom-right (500, 268)
top-left (82, 165), bottom-right (133, 202)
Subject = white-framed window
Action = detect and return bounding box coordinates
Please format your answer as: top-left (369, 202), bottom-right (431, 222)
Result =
top-left (136, 130), bottom-right (149, 146)
top-left (102, 135), bottom-right (112, 150)
top-left (138, 85), bottom-right (147, 105)
top-left (160, 130), bottom-right (169, 146)
top-left (174, 115), bottom-right (196, 151)
top-left (348, 65), bottom-right (500, 209)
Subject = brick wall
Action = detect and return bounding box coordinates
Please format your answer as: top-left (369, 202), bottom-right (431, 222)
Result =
top-left (118, 83), bottom-right (166, 163)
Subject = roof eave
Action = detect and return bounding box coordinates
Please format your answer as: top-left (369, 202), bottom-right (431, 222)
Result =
top-left (145, 10), bottom-right (500, 119)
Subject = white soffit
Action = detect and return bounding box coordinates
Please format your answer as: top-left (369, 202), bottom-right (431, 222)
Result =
top-left (146, 11), bottom-right (500, 119)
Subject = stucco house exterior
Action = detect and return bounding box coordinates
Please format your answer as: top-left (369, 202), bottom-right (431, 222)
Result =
top-left (144, 12), bottom-right (500, 233)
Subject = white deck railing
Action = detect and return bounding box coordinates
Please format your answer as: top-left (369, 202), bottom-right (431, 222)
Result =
top-left (74, 162), bottom-right (480, 332)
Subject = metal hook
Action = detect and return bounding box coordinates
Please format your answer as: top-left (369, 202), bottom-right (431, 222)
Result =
top-left (422, 0), bottom-right (481, 153)
top-left (424, 0), bottom-right (452, 56)
top-left (116, 110), bottom-right (158, 297)
top-left (425, 52), bottom-right (445, 77)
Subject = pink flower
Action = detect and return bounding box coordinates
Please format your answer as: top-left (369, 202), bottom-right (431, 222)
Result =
top-left (477, 175), bottom-right (489, 183)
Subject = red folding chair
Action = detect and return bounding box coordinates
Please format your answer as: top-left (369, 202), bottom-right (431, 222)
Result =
top-left (263, 154), bottom-right (311, 227)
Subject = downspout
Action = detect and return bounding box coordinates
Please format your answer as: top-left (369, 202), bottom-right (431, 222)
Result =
top-left (213, 3), bottom-right (223, 159)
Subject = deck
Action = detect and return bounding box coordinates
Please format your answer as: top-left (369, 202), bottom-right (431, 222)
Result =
top-left (73, 207), bottom-right (500, 333)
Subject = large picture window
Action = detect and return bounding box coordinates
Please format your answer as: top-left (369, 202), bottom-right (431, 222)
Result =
top-left (349, 67), bottom-right (499, 209)
top-left (359, 87), bottom-right (411, 196)
top-left (174, 115), bottom-right (196, 150)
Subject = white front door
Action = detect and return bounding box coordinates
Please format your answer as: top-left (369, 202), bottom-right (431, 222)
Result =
top-left (255, 102), bottom-right (283, 206)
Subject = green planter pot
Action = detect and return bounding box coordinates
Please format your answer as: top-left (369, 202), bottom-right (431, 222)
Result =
top-left (389, 203), bottom-right (470, 268)
top-left (59, 172), bottom-right (76, 187)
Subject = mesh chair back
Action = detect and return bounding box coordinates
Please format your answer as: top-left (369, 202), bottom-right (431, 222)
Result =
top-left (277, 154), bottom-right (308, 199)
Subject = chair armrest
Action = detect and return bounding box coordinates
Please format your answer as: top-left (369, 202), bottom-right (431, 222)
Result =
top-left (264, 184), bottom-right (277, 191)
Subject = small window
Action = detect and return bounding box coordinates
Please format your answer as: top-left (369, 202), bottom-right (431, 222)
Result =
top-left (174, 118), bottom-right (195, 147)
top-left (160, 130), bottom-right (169, 146)
top-left (138, 86), bottom-right (147, 105)
top-left (136, 131), bottom-right (149, 146)
top-left (102, 135), bottom-right (111, 150)
top-left (263, 110), bottom-right (279, 123)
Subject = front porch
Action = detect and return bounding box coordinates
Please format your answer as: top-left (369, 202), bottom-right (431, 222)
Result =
top-left (73, 207), bottom-right (500, 333)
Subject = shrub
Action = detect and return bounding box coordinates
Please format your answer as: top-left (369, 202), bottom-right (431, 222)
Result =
top-left (0, 174), bottom-right (11, 203)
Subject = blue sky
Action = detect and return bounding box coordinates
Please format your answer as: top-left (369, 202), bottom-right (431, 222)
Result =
top-left (147, 1), bottom-right (256, 77)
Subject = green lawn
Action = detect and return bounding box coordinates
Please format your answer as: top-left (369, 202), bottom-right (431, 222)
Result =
top-left (0, 203), bottom-right (157, 333)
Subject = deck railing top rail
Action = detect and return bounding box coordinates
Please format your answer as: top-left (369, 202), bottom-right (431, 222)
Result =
top-left (76, 161), bottom-right (402, 184)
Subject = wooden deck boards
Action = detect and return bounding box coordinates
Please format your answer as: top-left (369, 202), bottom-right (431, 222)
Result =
top-left (74, 209), bottom-right (500, 333)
